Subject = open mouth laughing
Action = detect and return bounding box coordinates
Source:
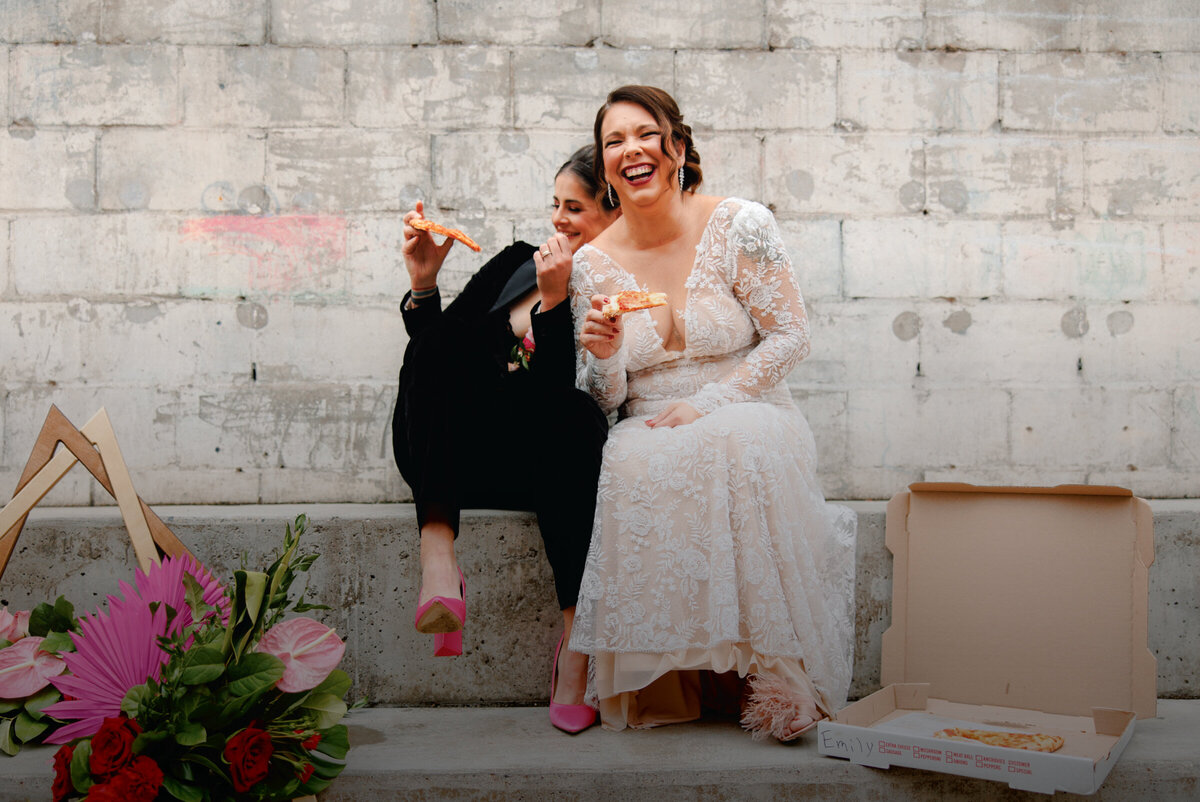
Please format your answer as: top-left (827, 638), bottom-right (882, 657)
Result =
top-left (623, 164), bottom-right (655, 185)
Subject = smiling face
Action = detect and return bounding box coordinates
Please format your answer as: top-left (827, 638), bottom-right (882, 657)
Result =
top-left (600, 101), bottom-right (682, 206)
top-left (552, 171), bottom-right (616, 253)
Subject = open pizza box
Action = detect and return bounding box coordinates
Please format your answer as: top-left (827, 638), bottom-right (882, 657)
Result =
top-left (817, 483), bottom-right (1156, 795)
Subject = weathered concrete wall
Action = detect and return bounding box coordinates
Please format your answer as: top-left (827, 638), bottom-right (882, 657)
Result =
top-left (1, 2), bottom-right (1198, 503)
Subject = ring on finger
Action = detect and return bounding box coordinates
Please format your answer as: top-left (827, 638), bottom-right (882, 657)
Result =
top-left (540, 247), bottom-right (551, 256)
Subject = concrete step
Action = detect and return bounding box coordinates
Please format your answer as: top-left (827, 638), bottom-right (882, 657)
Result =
top-left (1, 502), bottom-right (1197, 706)
top-left (1, 702), bottom-right (1196, 800)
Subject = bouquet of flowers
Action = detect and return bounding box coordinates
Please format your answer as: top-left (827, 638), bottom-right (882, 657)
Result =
top-left (0, 515), bottom-right (354, 801)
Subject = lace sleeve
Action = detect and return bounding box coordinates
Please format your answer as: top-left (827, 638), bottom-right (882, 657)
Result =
top-left (686, 203), bottom-right (811, 415)
top-left (571, 249), bottom-right (628, 413)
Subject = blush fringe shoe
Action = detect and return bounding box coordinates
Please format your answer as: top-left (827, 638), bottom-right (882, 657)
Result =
top-left (549, 633), bottom-right (597, 734)
top-left (740, 671), bottom-right (826, 742)
top-left (413, 569), bottom-right (466, 657)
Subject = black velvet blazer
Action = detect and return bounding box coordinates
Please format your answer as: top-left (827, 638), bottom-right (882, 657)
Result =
top-left (398, 241), bottom-right (579, 391)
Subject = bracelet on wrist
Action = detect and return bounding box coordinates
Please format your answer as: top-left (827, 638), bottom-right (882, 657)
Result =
top-left (410, 285), bottom-right (438, 300)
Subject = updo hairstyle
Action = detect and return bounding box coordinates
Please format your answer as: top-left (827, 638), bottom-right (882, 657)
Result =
top-left (591, 85), bottom-right (704, 207)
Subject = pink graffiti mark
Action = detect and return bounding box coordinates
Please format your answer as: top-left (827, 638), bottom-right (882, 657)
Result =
top-left (179, 214), bottom-right (348, 292)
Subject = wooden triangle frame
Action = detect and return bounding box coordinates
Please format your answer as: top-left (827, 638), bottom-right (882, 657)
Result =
top-left (0, 405), bottom-right (192, 585)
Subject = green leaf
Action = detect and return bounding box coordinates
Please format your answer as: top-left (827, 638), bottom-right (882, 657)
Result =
top-left (161, 774), bottom-right (204, 802)
top-left (13, 710), bottom-right (47, 742)
top-left (301, 693), bottom-right (347, 730)
top-left (313, 723), bottom-right (349, 760)
top-left (122, 683), bottom-right (153, 718)
top-left (310, 668), bottom-right (351, 699)
top-left (227, 652), bottom-right (284, 697)
top-left (180, 751), bottom-right (230, 780)
top-left (240, 570), bottom-right (268, 626)
top-left (133, 730), bottom-right (169, 752)
top-left (306, 749), bottom-right (347, 779)
top-left (174, 721), bottom-right (207, 746)
top-left (70, 740), bottom-right (94, 792)
top-left (0, 699), bottom-right (20, 715)
top-left (39, 629), bottom-right (75, 655)
top-left (300, 774), bottom-right (334, 794)
top-left (24, 685), bottom-right (62, 719)
top-left (0, 718), bottom-right (18, 756)
top-left (180, 646), bottom-right (226, 685)
top-left (29, 597), bottom-right (74, 637)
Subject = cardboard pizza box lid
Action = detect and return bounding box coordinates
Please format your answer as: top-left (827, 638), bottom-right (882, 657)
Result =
top-left (881, 482), bottom-right (1156, 719)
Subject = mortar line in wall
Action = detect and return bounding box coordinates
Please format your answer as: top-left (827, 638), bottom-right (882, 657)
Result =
top-left (507, 47), bottom-right (515, 129)
top-left (342, 48), bottom-right (350, 126)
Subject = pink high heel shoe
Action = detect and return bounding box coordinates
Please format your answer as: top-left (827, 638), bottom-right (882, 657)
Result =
top-left (549, 633), bottom-right (596, 734)
top-left (414, 569), bottom-right (465, 657)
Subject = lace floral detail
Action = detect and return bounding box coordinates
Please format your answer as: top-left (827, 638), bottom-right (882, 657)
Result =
top-left (569, 198), bottom-right (812, 418)
top-left (567, 198), bottom-right (856, 725)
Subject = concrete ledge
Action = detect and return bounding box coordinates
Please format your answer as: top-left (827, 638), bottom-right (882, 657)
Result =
top-left (1, 702), bottom-right (1196, 800)
top-left (1, 502), bottom-right (1196, 705)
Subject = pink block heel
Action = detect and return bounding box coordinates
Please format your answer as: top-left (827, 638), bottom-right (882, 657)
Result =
top-left (433, 630), bottom-right (462, 657)
top-left (549, 632), bottom-right (597, 734)
top-left (414, 569), bottom-right (466, 657)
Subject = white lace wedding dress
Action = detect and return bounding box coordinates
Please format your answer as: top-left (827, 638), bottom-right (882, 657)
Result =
top-left (569, 197), bottom-right (856, 730)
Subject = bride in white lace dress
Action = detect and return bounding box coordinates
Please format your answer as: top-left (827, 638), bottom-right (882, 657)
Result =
top-left (570, 86), bottom-right (855, 740)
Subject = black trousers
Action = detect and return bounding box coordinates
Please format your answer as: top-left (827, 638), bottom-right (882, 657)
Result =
top-left (392, 320), bottom-right (608, 609)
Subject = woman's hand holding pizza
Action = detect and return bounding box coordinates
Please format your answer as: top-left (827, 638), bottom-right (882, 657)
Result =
top-left (581, 294), bottom-right (624, 360)
top-left (534, 232), bottom-right (572, 311)
top-left (402, 200), bottom-right (455, 292)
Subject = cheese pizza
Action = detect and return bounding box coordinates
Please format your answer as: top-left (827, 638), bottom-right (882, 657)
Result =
top-left (933, 727), bottom-right (1065, 753)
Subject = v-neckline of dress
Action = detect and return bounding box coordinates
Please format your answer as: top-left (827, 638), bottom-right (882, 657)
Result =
top-left (580, 198), bottom-right (733, 355)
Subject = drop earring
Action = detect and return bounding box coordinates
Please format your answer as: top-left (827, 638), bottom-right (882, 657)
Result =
top-left (678, 166), bottom-right (685, 192)
top-left (607, 182), bottom-right (616, 207)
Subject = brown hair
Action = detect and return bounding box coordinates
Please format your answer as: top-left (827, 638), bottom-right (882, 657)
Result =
top-left (556, 144), bottom-right (617, 211)
top-left (592, 85), bottom-right (703, 206)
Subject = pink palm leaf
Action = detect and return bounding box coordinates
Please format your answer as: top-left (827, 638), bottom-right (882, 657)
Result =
top-left (43, 555), bottom-right (229, 743)
top-left (44, 583), bottom-right (170, 743)
top-left (133, 553), bottom-right (231, 635)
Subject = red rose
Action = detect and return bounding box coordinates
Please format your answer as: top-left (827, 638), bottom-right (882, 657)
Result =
top-left (84, 783), bottom-right (123, 802)
top-left (52, 744), bottom-right (75, 802)
top-left (88, 716), bottom-right (142, 780)
top-left (224, 724), bottom-right (274, 792)
top-left (106, 755), bottom-right (163, 802)
top-left (302, 733), bottom-right (321, 750)
top-left (297, 762), bottom-right (315, 783)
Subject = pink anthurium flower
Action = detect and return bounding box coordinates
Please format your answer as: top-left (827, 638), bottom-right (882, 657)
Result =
top-left (255, 618), bottom-right (345, 693)
top-left (0, 636), bottom-right (65, 699)
top-left (0, 607), bottom-right (30, 643)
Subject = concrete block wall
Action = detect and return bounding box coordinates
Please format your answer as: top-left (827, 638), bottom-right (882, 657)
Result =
top-left (1, 1), bottom-right (1198, 504)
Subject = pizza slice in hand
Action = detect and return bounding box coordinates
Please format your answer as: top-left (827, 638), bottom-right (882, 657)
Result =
top-left (601, 290), bottom-right (669, 319)
top-left (411, 217), bottom-right (482, 252)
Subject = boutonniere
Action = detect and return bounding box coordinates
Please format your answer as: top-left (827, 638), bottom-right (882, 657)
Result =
top-left (508, 331), bottom-right (535, 371)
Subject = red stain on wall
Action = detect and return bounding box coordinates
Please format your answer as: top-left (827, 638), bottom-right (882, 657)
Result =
top-left (180, 215), bottom-right (348, 292)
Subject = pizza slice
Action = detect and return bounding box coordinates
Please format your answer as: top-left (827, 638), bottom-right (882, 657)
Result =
top-left (933, 727), bottom-right (1065, 753)
top-left (601, 290), bottom-right (669, 319)
top-left (411, 217), bottom-right (482, 252)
